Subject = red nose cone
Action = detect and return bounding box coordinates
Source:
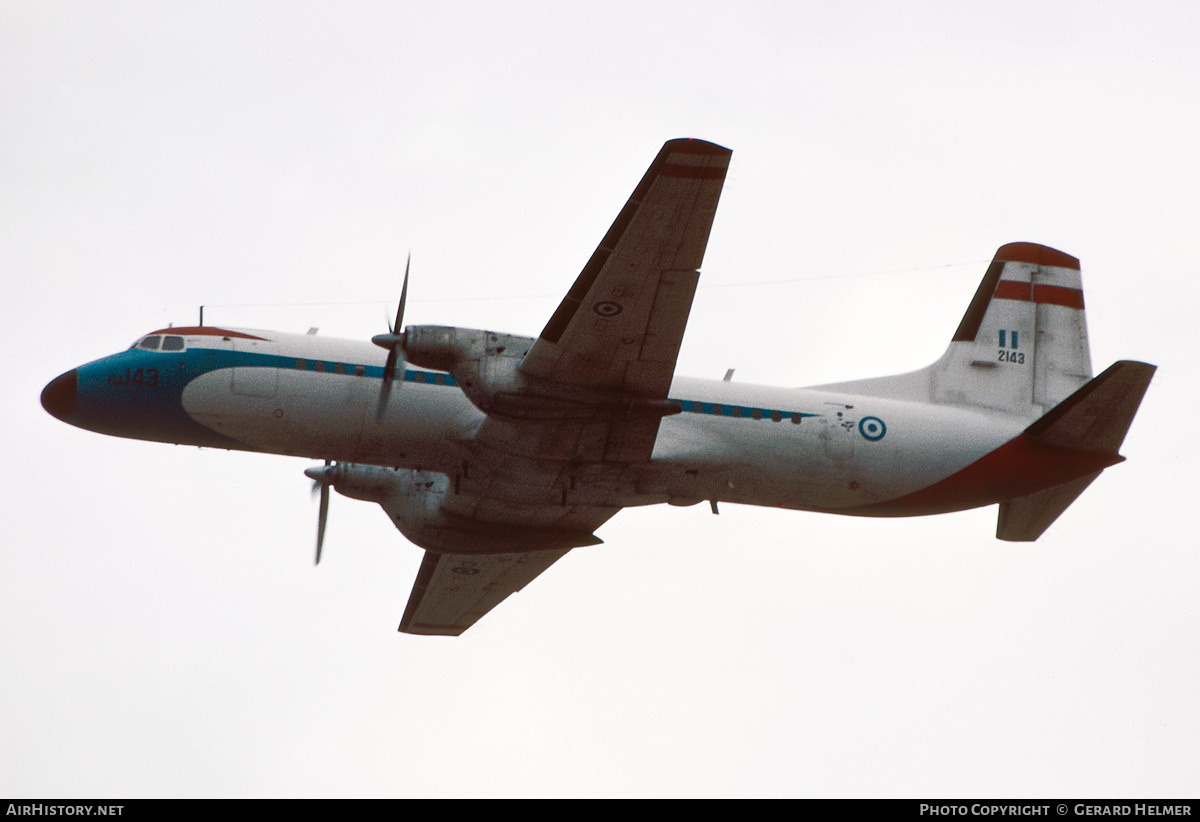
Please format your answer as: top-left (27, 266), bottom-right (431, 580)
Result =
top-left (41, 370), bottom-right (77, 421)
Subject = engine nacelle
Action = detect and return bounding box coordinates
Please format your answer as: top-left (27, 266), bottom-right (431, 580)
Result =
top-left (325, 464), bottom-right (450, 549)
top-left (325, 463), bottom-right (606, 555)
top-left (404, 325), bottom-right (535, 413)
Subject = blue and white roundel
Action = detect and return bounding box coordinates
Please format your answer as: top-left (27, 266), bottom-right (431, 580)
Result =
top-left (858, 416), bottom-right (886, 441)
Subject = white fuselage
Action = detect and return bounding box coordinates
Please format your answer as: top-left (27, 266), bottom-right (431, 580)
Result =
top-left (121, 327), bottom-right (1027, 517)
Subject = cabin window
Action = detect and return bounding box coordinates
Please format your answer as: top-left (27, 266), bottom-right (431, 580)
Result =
top-left (353, 365), bottom-right (365, 377)
top-left (771, 410), bottom-right (783, 422)
top-left (751, 408), bottom-right (762, 420)
top-left (334, 363), bottom-right (345, 375)
top-left (314, 361), bottom-right (325, 372)
top-left (790, 413), bottom-right (803, 424)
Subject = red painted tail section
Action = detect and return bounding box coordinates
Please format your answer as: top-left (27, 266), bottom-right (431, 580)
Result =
top-left (996, 360), bottom-right (1156, 540)
top-left (848, 360), bottom-right (1154, 529)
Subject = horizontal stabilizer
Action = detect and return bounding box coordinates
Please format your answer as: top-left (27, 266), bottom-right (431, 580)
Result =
top-left (1023, 360), bottom-right (1156, 453)
top-left (996, 472), bottom-right (1101, 542)
top-left (997, 360), bottom-right (1155, 541)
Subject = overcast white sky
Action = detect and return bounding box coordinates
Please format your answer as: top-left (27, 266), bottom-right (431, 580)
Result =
top-left (3, 1), bottom-right (1198, 798)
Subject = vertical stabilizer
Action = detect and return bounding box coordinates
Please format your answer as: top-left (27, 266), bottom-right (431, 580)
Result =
top-left (816, 242), bottom-right (1093, 417)
top-left (938, 242), bottom-right (1092, 415)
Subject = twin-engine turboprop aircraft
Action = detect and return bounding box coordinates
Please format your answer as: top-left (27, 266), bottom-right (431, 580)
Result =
top-left (42, 138), bottom-right (1155, 636)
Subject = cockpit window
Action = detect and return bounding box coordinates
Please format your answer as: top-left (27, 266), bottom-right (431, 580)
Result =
top-left (131, 334), bottom-right (186, 352)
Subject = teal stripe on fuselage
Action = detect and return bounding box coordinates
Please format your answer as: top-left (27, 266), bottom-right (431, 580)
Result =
top-left (668, 398), bottom-right (819, 424)
top-left (73, 347), bottom-right (244, 447)
top-left (71, 346), bottom-right (460, 448)
top-left (180, 348), bottom-right (820, 423)
top-left (73, 344), bottom-right (821, 448)
top-left (189, 347), bottom-right (459, 386)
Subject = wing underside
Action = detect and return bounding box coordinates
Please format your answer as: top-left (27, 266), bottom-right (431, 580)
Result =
top-left (399, 548), bottom-right (571, 636)
top-left (393, 139), bottom-right (732, 635)
top-left (521, 138), bottom-right (731, 398)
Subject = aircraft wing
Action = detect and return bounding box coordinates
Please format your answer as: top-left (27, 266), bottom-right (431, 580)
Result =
top-left (374, 468), bottom-right (615, 636)
top-left (465, 138), bottom-right (733, 482)
top-left (520, 138), bottom-right (732, 398)
top-left (399, 548), bottom-right (571, 636)
top-left (395, 139), bottom-right (731, 635)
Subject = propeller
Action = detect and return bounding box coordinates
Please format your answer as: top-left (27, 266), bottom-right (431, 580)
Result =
top-left (305, 460), bottom-right (333, 565)
top-left (371, 254), bottom-right (411, 424)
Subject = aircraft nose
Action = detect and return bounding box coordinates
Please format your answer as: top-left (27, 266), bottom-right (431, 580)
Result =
top-left (41, 369), bottom-right (78, 421)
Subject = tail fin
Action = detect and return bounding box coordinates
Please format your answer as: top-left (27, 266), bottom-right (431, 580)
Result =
top-left (997, 360), bottom-right (1156, 540)
top-left (819, 242), bottom-right (1093, 417)
top-left (940, 242), bottom-right (1092, 414)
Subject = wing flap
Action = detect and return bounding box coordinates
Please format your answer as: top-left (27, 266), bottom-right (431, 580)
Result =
top-left (399, 549), bottom-right (571, 636)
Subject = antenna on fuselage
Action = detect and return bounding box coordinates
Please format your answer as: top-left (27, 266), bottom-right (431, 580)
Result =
top-left (199, 305), bottom-right (205, 326)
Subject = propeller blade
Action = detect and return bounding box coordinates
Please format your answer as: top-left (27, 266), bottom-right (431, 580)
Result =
top-left (375, 254), bottom-right (411, 424)
top-left (316, 482), bottom-right (329, 565)
top-left (377, 345), bottom-right (399, 423)
top-left (392, 253), bottom-right (410, 334)
top-left (305, 460), bottom-right (332, 565)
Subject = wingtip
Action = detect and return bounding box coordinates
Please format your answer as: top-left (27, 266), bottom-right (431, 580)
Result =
top-left (662, 137), bottom-right (732, 156)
